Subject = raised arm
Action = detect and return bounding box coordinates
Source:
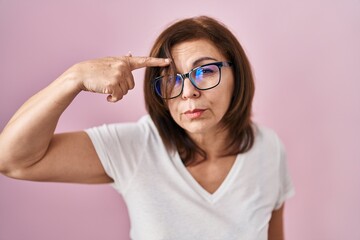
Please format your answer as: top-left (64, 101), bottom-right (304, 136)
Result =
top-left (0, 56), bottom-right (170, 184)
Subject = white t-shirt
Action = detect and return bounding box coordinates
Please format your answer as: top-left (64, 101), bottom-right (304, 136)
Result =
top-left (86, 115), bottom-right (295, 240)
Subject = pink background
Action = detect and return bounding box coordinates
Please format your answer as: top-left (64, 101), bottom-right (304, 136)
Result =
top-left (0, 0), bottom-right (359, 239)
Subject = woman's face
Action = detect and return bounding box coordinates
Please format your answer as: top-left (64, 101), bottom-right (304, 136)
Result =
top-left (167, 39), bottom-right (234, 137)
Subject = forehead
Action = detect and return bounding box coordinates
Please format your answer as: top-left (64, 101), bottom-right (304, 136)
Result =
top-left (170, 39), bottom-right (226, 69)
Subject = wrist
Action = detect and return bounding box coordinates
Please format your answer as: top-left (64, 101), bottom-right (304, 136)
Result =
top-left (55, 64), bottom-right (83, 95)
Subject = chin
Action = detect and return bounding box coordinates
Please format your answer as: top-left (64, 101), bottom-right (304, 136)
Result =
top-left (182, 121), bottom-right (215, 135)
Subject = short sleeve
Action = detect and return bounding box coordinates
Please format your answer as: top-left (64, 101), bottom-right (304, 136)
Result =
top-left (273, 138), bottom-right (295, 210)
top-left (85, 117), bottom-right (151, 194)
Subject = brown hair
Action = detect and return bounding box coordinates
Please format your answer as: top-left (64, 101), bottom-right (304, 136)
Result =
top-left (144, 16), bottom-right (255, 167)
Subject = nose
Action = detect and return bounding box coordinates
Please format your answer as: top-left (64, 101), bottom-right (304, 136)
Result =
top-left (181, 77), bottom-right (200, 99)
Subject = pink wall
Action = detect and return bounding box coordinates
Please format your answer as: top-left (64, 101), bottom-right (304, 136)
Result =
top-left (1, 0), bottom-right (359, 239)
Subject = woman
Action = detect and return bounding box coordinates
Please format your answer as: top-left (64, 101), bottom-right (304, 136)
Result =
top-left (0, 16), bottom-right (294, 239)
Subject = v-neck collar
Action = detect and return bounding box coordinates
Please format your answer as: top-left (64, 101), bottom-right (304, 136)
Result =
top-left (172, 152), bottom-right (244, 204)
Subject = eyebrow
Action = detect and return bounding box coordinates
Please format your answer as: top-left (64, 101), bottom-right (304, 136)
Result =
top-left (158, 56), bottom-right (219, 76)
top-left (192, 57), bottom-right (218, 68)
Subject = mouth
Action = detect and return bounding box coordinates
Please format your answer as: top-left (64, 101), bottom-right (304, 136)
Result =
top-left (184, 109), bottom-right (206, 119)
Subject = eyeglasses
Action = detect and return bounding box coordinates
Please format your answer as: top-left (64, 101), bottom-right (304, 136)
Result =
top-left (153, 61), bottom-right (232, 99)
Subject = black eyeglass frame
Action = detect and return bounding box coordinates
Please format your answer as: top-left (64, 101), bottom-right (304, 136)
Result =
top-left (153, 61), bottom-right (233, 99)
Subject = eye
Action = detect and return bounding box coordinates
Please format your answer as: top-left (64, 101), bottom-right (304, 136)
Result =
top-left (194, 65), bottom-right (218, 79)
top-left (201, 67), bottom-right (215, 74)
top-left (167, 74), bottom-right (182, 86)
top-left (175, 75), bottom-right (182, 86)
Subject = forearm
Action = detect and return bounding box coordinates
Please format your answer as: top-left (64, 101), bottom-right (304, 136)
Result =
top-left (0, 56), bottom-right (170, 176)
top-left (0, 71), bottom-right (81, 172)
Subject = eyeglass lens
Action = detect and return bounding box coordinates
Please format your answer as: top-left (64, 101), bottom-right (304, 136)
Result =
top-left (155, 63), bottom-right (221, 99)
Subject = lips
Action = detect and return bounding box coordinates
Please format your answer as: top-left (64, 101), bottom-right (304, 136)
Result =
top-left (184, 109), bottom-right (206, 119)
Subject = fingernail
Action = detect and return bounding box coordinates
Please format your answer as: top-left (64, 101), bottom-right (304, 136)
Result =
top-left (165, 58), bottom-right (171, 63)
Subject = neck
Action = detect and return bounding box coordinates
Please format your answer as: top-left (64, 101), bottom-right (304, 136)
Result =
top-left (187, 128), bottom-right (231, 162)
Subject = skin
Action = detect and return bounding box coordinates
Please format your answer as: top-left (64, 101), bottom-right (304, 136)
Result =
top-left (269, 204), bottom-right (285, 240)
top-left (0, 42), bottom-right (285, 239)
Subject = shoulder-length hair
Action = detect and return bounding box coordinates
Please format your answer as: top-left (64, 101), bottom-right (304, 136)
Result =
top-left (144, 16), bottom-right (255, 167)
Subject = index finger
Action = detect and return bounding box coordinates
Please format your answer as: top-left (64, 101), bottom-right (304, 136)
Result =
top-left (129, 56), bottom-right (171, 70)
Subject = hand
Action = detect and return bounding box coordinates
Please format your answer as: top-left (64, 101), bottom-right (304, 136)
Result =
top-left (66, 55), bottom-right (171, 102)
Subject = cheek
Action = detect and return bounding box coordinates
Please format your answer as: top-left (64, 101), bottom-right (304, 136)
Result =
top-left (214, 82), bottom-right (234, 114)
top-left (213, 97), bottom-right (230, 117)
top-left (167, 101), bottom-right (180, 121)
top-left (217, 75), bottom-right (234, 96)
top-left (167, 101), bottom-right (175, 114)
